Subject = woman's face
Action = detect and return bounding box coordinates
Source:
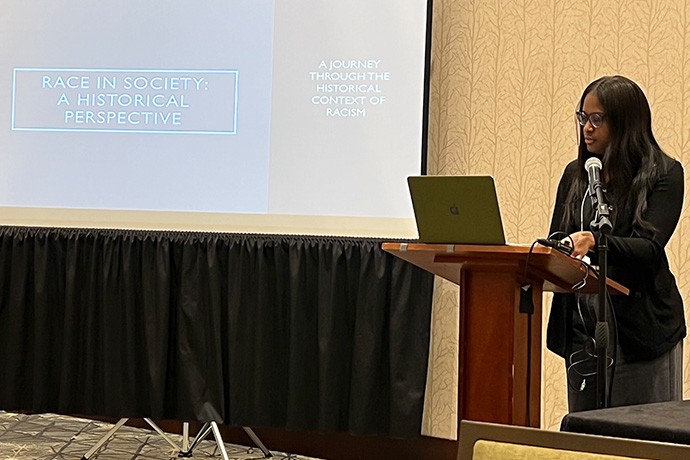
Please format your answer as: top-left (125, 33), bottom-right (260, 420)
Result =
top-left (581, 92), bottom-right (611, 156)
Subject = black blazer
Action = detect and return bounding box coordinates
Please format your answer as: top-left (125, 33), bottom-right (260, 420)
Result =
top-left (547, 156), bottom-right (686, 361)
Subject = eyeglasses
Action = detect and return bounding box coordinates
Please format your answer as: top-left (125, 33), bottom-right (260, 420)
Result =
top-left (575, 111), bottom-right (605, 128)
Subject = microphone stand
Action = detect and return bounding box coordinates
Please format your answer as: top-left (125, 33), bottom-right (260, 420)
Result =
top-left (590, 187), bottom-right (612, 409)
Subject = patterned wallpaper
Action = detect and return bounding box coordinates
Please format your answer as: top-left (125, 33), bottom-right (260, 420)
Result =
top-left (422, 0), bottom-right (690, 438)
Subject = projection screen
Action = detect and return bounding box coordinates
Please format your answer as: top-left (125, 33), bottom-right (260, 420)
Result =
top-left (0, 1), bottom-right (432, 237)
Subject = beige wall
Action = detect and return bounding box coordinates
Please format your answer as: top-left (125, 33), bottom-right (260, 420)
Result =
top-left (422, 0), bottom-right (690, 438)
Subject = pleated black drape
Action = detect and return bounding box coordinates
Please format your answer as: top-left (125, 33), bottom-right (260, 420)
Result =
top-left (0, 226), bottom-right (433, 437)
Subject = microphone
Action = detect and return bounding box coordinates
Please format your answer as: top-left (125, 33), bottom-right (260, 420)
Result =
top-left (584, 157), bottom-right (603, 200)
top-left (584, 157), bottom-right (612, 233)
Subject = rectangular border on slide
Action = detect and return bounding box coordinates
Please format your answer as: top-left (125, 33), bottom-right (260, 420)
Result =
top-left (11, 68), bottom-right (239, 135)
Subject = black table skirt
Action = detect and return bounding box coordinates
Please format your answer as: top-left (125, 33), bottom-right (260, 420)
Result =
top-left (0, 226), bottom-right (434, 438)
top-left (561, 400), bottom-right (690, 445)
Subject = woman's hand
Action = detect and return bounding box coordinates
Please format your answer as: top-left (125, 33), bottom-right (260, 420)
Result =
top-left (564, 231), bottom-right (596, 259)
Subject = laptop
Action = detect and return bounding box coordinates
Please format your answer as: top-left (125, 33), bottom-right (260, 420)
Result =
top-left (407, 175), bottom-right (506, 244)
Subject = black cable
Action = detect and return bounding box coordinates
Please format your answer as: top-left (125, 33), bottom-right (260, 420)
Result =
top-left (584, 264), bottom-right (619, 406)
top-left (521, 240), bottom-right (538, 284)
top-left (522, 238), bottom-right (591, 422)
top-left (521, 240), bottom-right (538, 426)
top-left (606, 290), bottom-right (618, 407)
top-left (530, 234), bottom-right (620, 409)
top-left (564, 261), bottom-right (619, 404)
top-left (571, 257), bottom-right (589, 291)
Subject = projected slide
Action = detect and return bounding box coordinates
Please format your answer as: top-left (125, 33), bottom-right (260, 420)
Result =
top-left (0, 0), bottom-right (429, 236)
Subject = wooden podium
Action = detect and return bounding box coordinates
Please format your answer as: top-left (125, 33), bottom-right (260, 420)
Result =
top-left (382, 243), bottom-right (627, 432)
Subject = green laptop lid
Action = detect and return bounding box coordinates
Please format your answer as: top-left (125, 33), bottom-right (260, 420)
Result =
top-left (407, 175), bottom-right (506, 244)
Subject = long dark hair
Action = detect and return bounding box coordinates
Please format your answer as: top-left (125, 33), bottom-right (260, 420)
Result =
top-left (563, 75), bottom-right (667, 231)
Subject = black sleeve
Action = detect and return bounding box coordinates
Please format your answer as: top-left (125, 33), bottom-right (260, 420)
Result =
top-left (605, 160), bottom-right (684, 265)
top-left (549, 162), bottom-right (577, 237)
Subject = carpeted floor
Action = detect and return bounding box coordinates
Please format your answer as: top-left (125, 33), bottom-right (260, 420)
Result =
top-left (0, 412), bottom-right (322, 460)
